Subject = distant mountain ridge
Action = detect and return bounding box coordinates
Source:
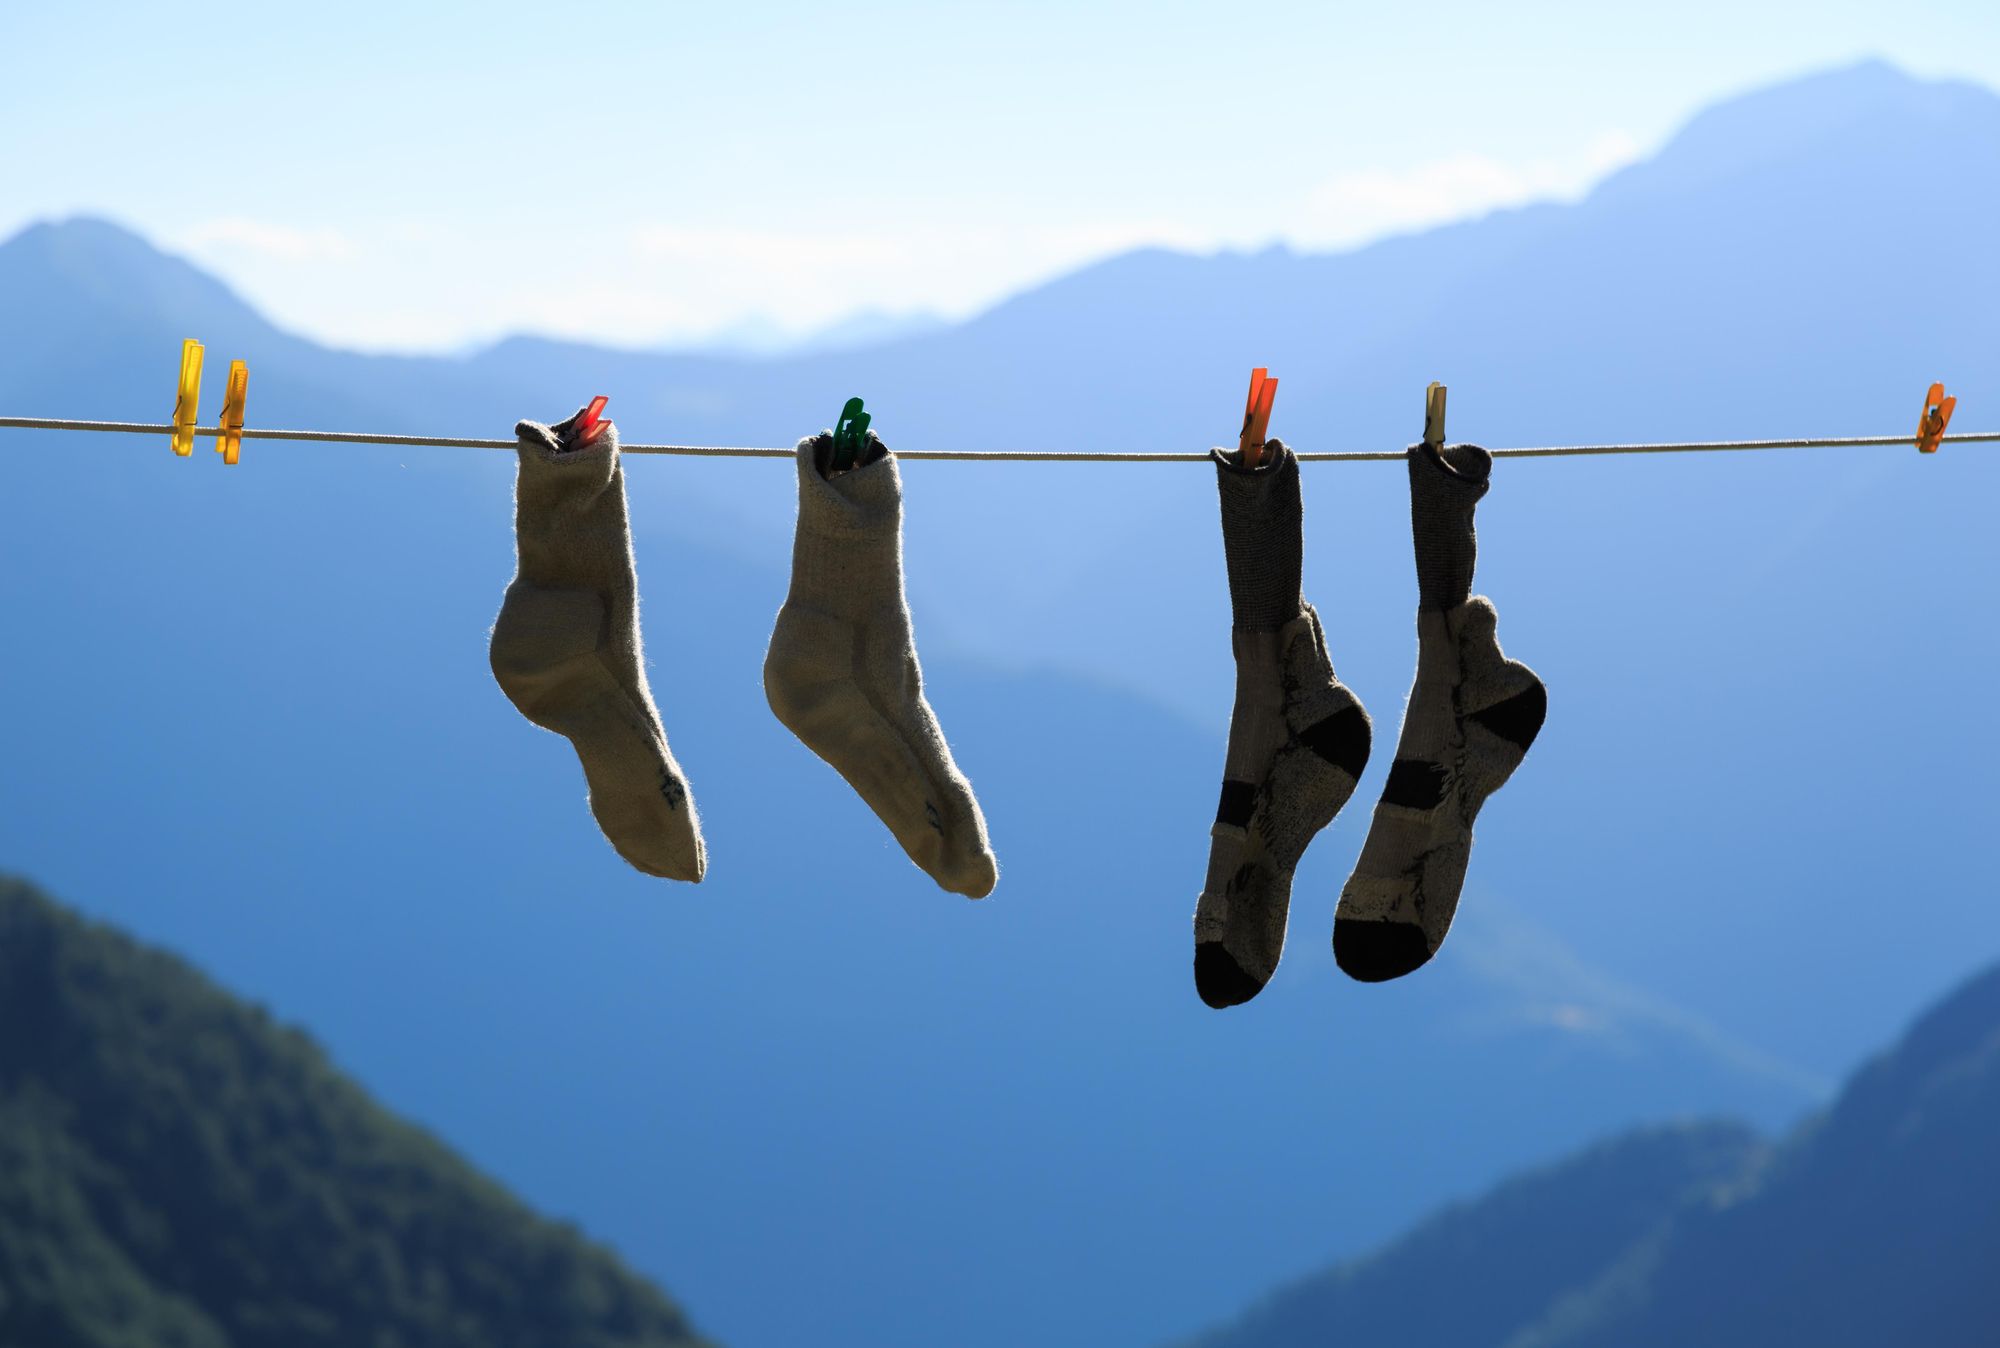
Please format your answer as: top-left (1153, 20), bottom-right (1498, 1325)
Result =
top-left (1178, 959), bottom-right (2000, 1348)
top-left (0, 876), bottom-right (713, 1348)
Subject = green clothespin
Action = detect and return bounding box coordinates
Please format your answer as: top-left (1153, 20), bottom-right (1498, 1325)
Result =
top-left (830, 396), bottom-right (871, 472)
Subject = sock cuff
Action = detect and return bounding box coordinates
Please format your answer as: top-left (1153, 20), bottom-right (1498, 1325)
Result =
top-left (1211, 436), bottom-right (1298, 480)
top-left (1413, 439), bottom-right (1493, 490)
top-left (794, 433), bottom-right (903, 543)
top-left (514, 414), bottom-right (620, 507)
top-left (1213, 438), bottom-right (1305, 631)
top-left (1408, 440), bottom-right (1490, 610)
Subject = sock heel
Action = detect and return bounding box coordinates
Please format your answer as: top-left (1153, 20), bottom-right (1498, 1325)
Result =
top-left (490, 585), bottom-right (609, 721)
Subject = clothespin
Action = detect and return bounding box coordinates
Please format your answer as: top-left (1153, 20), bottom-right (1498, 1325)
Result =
top-left (573, 395), bottom-right (610, 446)
top-left (1916, 382), bottom-right (1956, 454)
top-left (830, 396), bottom-right (871, 473)
top-left (214, 360), bottom-right (248, 465)
top-left (1423, 381), bottom-right (1448, 449)
top-left (1239, 367), bottom-right (1278, 467)
top-left (170, 338), bottom-right (204, 457)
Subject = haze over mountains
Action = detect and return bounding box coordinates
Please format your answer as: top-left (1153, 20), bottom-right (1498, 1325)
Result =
top-left (0, 59), bottom-right (1995, 1348)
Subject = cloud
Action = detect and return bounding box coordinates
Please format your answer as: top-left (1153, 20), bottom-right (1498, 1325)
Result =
top-left (1293, 131), bottom-right (1644, 249)
top-left (178, 217), bottom-right (357, 263)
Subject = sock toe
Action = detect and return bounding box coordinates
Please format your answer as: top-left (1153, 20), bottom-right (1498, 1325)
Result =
top-left (1333, 919), bottom-right (1433, 983)
top-left (1194, 941), bottom-right (1267, 1008)
top-left (941, 849), bottom-right (998, 899)
top-left (618, 834), bottom-right (705, 883)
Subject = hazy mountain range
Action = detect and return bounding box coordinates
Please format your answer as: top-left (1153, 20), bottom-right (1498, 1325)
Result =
top-left (0, 58), bottom-right (1994, 1348)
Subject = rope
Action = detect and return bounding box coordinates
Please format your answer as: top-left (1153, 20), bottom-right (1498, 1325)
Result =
top-left (1, 416), bottom-right (1994, 461)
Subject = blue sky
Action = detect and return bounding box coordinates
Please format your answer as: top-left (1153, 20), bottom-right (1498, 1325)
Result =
top-left (6, 0), bottom-right (1997, 351)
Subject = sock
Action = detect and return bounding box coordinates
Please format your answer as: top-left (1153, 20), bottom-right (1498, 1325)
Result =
top-left (1194, 441), bottom-right (1372, 1008)
top-left (764, 432), bottom-right (998, 898)
top-left (1333, 441), bottom-right (1545, 982)
top-left (490, 409), bottom-right (706, 882)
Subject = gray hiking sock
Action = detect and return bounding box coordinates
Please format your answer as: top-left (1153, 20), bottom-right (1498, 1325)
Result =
top-left (765, 431), bottom-right (998, 898)
top-left (490, 409), bottom-right (706, 882)
top-left (1195, 441), bottom-right (1372, 1008)
top-left (1334, 441), bottom-right (1545, 981)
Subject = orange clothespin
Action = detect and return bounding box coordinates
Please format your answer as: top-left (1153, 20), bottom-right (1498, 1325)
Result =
top-left (1423, 381), bottom-right (1448, 449)
top-left (1916, 382), bottom-right (1956, 454)
top-left (1239, 367), bottom-right (1278, 466)
top-left (170, 338), bottom-right (204, 456)
top-left (215, 360), bottom-right (248, 465)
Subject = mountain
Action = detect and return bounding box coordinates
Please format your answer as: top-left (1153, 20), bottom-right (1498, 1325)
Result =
top-left (1173, 1121), bottom-right (1767, 1348)
top-left (1, 58), bottom-right (1995, 1348)
top-left (1178, 960), bottom-right (2000, 1348)
top-left (0, 876), bottom-right (711, 1348)
top-left (1527, 961), bottom-right (2000, 1348)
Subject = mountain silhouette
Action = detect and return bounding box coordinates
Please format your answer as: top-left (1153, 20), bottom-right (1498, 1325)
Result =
top-left (1526, 961), bottom-right (2000, 1347)
top-left (1178, 958), bottom-right (2000, 1348)
top-left (1174, 1121), bottom-right (1767, 1348)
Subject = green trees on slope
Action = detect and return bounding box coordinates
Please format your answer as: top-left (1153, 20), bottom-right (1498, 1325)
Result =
top-left (0, 877), bottom-right (712, 1348)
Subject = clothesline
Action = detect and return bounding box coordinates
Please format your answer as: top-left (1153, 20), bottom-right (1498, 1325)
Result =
top-left (5, 392), bottom-right (1976, 975)
top-left (2, 416), bottom-right (1995, 462)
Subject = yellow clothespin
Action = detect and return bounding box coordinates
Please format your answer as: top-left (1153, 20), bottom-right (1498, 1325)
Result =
top-left (171, 338), bottom-right (205, 456)
top-left (215, 360), bottom-right (249, 465)
top-left (1423, 381), bottom-right (1448, 449)
top-left (1916, 382), bottom-right (1956, 454)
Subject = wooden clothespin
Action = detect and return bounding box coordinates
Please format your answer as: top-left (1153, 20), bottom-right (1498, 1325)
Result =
top-left (1423, 381), bottom-right (1448, 449)
top-left (1916, 382), bottom-right (1956, 454)
top-left (1239, 367), bottom-right (1278, 466)
top-left (215, 360), bottom-right (249, 465)
top-left (829, 397), bottom-right (871, 473)
top-left (170, 338), bottom-right (204, 457)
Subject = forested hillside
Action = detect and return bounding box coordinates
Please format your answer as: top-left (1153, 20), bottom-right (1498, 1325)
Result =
top-left (0, 876), bottom-right (713, 1348)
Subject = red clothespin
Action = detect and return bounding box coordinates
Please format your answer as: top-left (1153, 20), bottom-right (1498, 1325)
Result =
top-left (1239, 367), bottom-right (1278, 466)
top-left (1916, 382), bottom-right (1955, 454)
top-left (574, 395), bottom-right (610, 446)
